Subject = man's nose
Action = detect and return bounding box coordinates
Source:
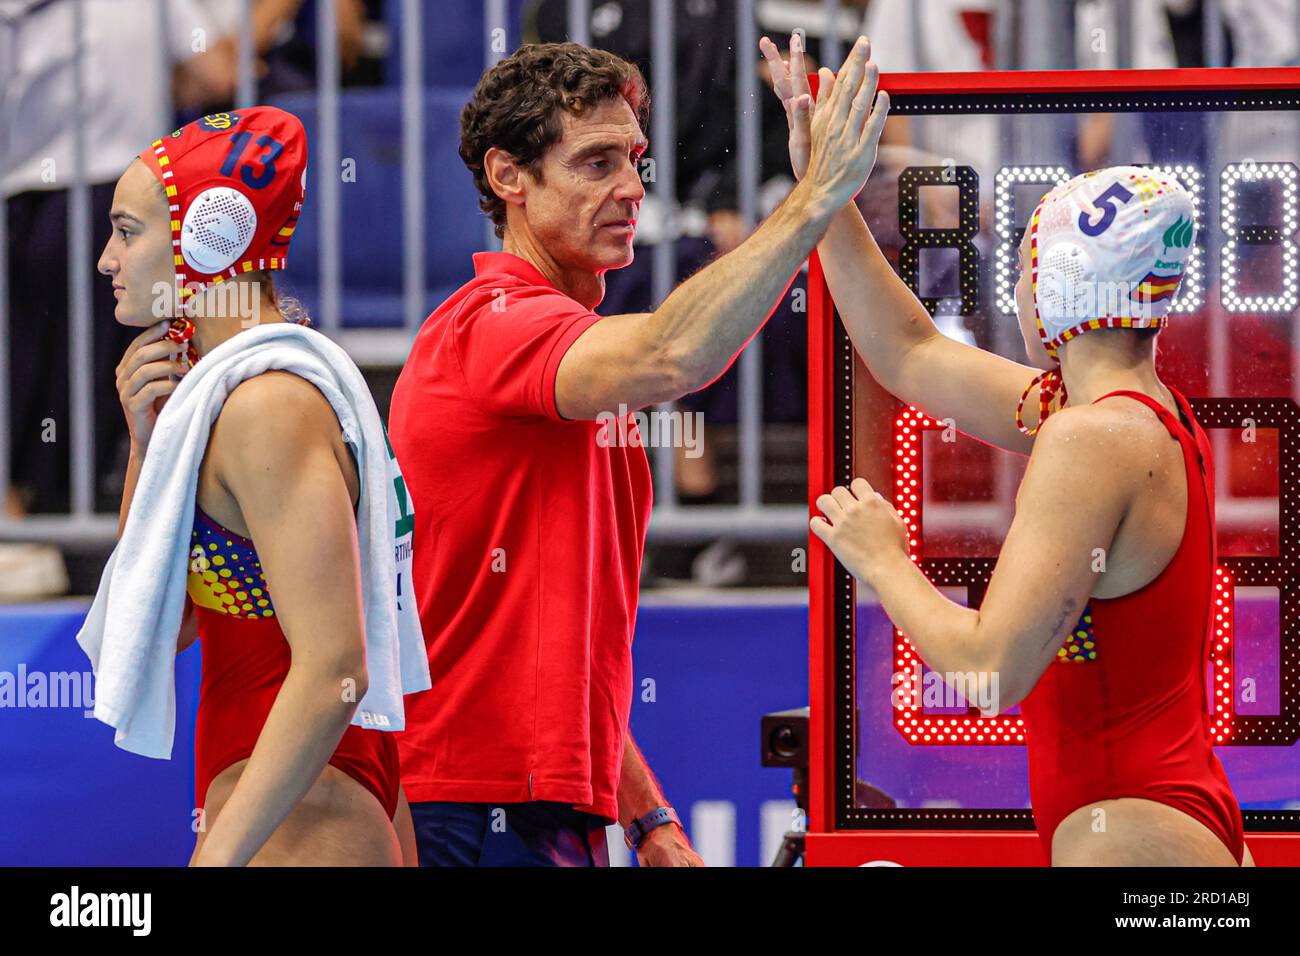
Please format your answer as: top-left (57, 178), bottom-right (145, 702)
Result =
top-left (617, 157), bottom-right (646, 204)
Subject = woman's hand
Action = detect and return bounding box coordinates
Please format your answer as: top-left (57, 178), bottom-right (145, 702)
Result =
top-left (810, 476), bottom-right (910, 583)
top-left (116, 321), bottom-right (188, 453)
top-left (760, 32), bottom-right (814, 181)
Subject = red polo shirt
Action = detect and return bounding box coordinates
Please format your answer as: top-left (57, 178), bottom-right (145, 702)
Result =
top-left (389, 251), bottom-right (653, 821)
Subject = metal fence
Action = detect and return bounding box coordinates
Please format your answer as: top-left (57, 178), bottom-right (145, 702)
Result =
top-left (0, 0), bottom-right (1293, 549)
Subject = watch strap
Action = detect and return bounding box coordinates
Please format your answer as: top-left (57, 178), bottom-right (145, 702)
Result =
top-left (625, 806), bottom-right (680, 849)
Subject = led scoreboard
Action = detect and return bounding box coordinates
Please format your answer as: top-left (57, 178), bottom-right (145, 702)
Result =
top-left (806, 68), bottom-right (1300, 866)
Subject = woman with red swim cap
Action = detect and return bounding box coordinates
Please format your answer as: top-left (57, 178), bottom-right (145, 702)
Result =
top-left (97, 107), bottom-right (417, 866)
top-left (764, 33), bottom-right (1250, 866)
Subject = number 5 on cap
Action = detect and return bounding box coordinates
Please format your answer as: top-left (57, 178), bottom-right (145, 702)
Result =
top-left (1079, 181), bottom-right (1135, 237)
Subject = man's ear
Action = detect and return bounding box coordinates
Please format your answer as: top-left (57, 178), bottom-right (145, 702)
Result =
top-left (484, 147), bottom-right (527, 212)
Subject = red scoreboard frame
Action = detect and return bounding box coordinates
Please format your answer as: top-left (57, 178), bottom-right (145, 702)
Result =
top-left (806, 66), bottom-right (1300, 866)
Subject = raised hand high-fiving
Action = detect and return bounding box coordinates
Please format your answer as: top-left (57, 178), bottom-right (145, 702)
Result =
top-left (763, 35), bottom-right (890, 215)
top-left (759, 32), bottom-right (815, 180)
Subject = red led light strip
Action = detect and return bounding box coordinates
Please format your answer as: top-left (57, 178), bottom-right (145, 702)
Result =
top-left (1211, 567), bottom-right (1237, 743)
top-left (892, 405), bottom-right (1236, 746)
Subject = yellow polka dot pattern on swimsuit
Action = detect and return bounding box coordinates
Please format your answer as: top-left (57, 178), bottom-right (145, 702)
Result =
top-left (1057, 605), bottom-right (1096, 663)
top-left (185, 508), bottom-right (276, 619)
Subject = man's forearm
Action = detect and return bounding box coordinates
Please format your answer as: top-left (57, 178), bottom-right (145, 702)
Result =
top-left (617, 732), bottom-right (669, 828)
top-left (647, 178), bottom-right (834, 392)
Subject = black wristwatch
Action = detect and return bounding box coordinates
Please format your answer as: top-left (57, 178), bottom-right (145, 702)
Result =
top-left (624, 806), bottom-right (681, 850)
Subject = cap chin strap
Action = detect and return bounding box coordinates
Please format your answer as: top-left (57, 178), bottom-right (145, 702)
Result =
top-left (1016, 367), bottom-right (1067, 437)
top-left (1020, 198), bottom-right (1061, 437)
top-left (165, 318), bottom-right (199, 370)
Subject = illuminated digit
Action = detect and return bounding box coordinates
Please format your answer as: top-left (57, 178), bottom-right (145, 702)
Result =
top-left (1221, 162), bottom-right (1299, 314)
top-left (994, 165), bottom-right (1071, 317)
top-left (887, 397), bottom-right (1300, 748)
top-left (897, 165), bottom-right (981, 317)
top-left (1140, 163), bottom-right (1204, 314)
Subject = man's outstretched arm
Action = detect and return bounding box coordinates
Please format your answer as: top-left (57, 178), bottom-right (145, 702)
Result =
top-left (555, 36), bottom-right (889, 420)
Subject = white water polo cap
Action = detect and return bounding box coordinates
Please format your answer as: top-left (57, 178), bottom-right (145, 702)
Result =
top-left (1029, 165), bottom-right (1197, 360)
top-left (1015, 166), bottom-right (1197, 436)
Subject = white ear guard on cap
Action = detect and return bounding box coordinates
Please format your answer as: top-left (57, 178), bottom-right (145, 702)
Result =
top-left (1030, 165), bottom-right (1197, 361)
top-left (180, 186), bottom-right (258, 276)
top-left (1035, 241), bottom-right (1096, 326)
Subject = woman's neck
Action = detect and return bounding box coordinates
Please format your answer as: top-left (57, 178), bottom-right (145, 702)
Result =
top-left (1057, 331), bottom-right (1174, 412)
top-left (188, 280), bottom-right (285, 359)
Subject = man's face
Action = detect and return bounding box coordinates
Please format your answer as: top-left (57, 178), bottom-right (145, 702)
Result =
top-left (97, 159), bottom-right (175, 326)
top-left (522, 97), bottom-right (647, 273)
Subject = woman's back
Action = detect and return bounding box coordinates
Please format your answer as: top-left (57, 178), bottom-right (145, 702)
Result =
top-left (1020, 387), bottom-right (1244, 865)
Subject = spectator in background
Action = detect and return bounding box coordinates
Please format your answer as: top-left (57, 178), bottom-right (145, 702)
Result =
top-left (1221, 0), bottom-right (1298, 65)
top-left (1074, 0), bottom-right (1182, 170)
top-left (173, 0), bottom-right (373, 114)
top-left (246, 0), bottom-right (378, 98)
top-left (0, 0), bottom-right (237, 596)
top-left (1218, 0), bottom-right (1300, 160)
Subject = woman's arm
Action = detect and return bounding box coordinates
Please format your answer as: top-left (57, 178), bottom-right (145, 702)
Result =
top-left (817, 203), bottom-right (1046, 455)
top-left (760, 32), bottom-right (1046, 455)
top-left (113, 322), bottom-right (198, 650)
top-left (393, 787), bottom-right (418, 867)
top-left (811, 405), bottom-right (1134, 710)
top-left (191, 372), bottom-right (369, 867)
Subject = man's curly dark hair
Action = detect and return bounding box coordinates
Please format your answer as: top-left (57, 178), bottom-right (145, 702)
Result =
top-left (460, 42), bottom-right (650, 239)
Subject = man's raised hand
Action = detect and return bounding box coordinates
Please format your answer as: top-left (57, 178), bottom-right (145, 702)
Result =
top-left (799, 35), bottom-right (890, 219)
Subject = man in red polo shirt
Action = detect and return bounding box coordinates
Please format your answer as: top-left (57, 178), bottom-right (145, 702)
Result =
top-left (390, 37), bottom-right (887, 865)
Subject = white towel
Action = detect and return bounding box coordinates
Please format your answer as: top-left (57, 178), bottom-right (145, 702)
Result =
top-left (76, 321), bottom-right (431, 759)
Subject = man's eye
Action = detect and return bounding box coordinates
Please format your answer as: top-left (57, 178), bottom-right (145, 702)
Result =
top-left (117, 226), bottom-right (132, 239)
top-left (590, 159), bottom-right (609, 170)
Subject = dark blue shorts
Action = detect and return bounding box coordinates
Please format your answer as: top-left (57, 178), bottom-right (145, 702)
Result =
top-left (410, 800), bottom-right (611, 867)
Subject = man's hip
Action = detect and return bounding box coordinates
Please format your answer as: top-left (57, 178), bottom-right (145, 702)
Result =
top-left (409, 800), bottom-right (611, 867)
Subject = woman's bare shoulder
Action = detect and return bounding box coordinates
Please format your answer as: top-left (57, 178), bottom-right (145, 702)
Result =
top-left (209, 371), bottom-right (347, 489)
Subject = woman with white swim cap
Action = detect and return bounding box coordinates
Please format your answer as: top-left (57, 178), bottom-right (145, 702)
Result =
top-left (764, 32), bottom-right (1250, 866)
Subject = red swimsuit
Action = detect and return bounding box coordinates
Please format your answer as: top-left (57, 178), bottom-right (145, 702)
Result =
top-left (1019, 387), bottom-right (1245, 864)
top-left (186, 506), bottom-right (400, 818)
